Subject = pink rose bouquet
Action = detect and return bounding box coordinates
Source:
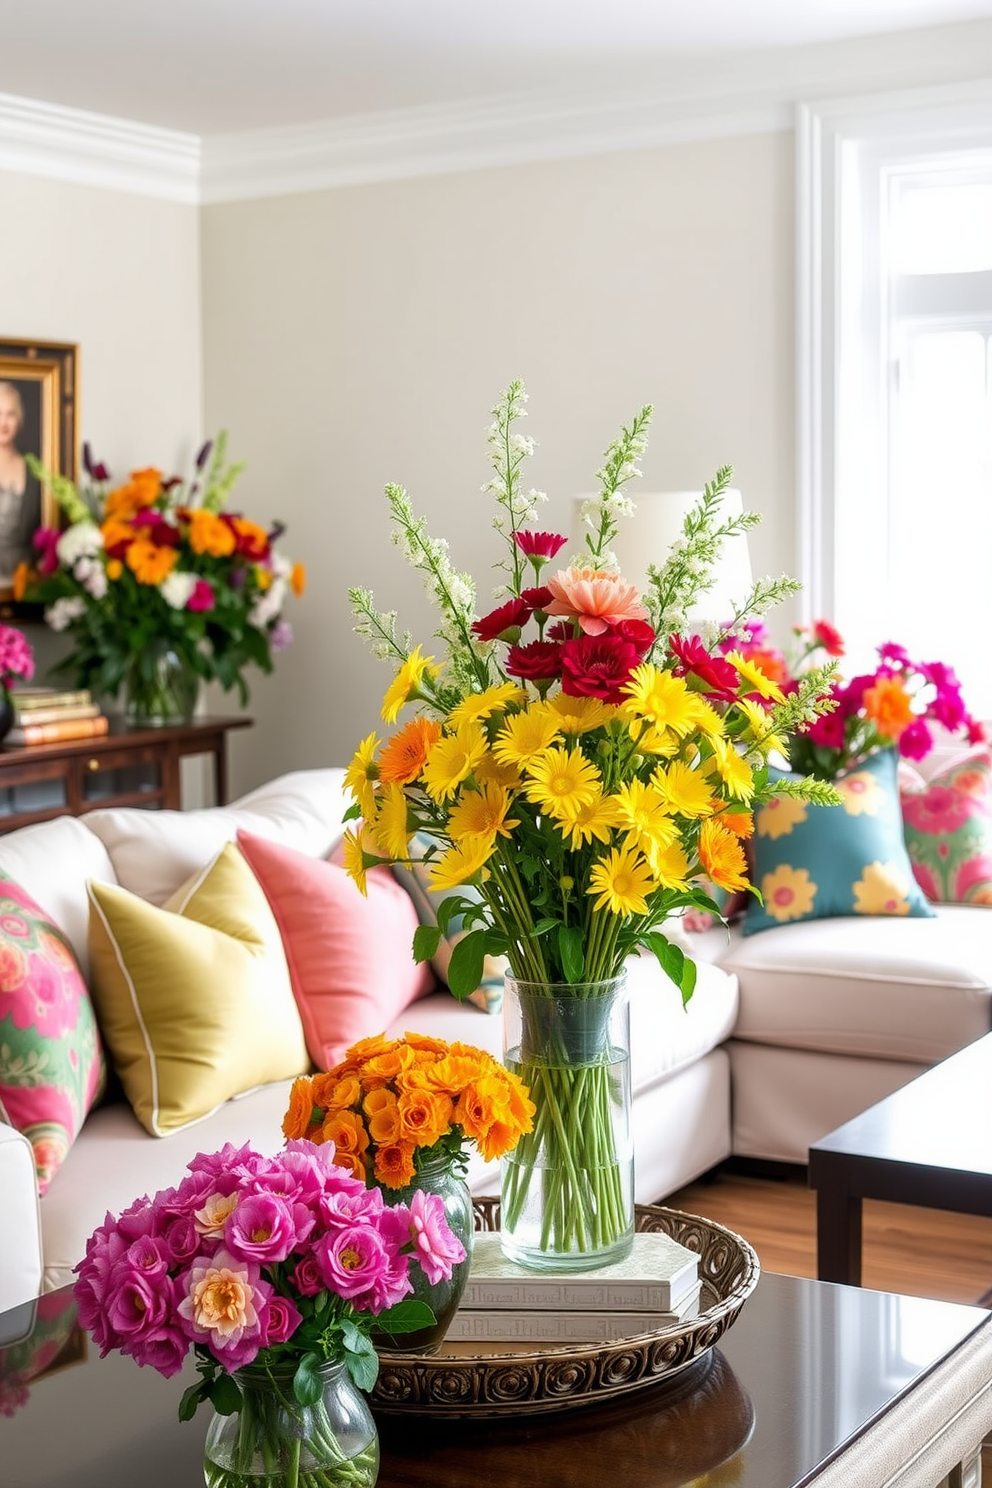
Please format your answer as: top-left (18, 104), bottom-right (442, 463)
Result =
top-left (73, 1138), bottom-right (464, 1428)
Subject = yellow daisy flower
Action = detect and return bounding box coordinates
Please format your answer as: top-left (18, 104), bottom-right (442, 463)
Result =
top-left (544, 694), bottom-right (616, 735)
top-left (428, 837), bottom-right (495, 892)
top-left (708, 737), bottom-right (755, 802)
top-left (653, 760), bottom-right (718, 819)
top-left (447, 781), bottom-right (520, 844)
top-left (613, 778), bottom-right (679, 844)
top-left (686, 694), bottom-right (727, 742)
top-left (420, 723), bottom-right (488, 803)
top-left (647, 837), bottom-right (692, 890)
top-left (628, 720), bottom-right (681, 757)
top-left (756, 795), bottom-right (808, 839)
top-left (340, 825), bottom-right (381, 896)
top-left (621, 665), bottom-right (698, 736)
top-left (447, 682), bottom-right (526, 729)
top-left (853, 861), bottom-right (912, 915)
top-left (344, 732), bottom-right (380, 819)
top-left (370, 783), bottom-right (413, 861)
top-left (525, 746), bottom-right (601, 816)
top-left (726, 650), bottom-right (786, 705)
top-left (762, 863), bottom-right (816, 922)
top-left (735, 697), bottom-right (788, 757)
top-left (553, 790), bottom-right (622, 850)
top-left (474, 751), bottom-right (523, 792)
top-left (381, 646), bottom-right (441, 724)
top-left (493, 706), bottom-right (562, 767)
top-left (587, 845), bottom-right (658, 917)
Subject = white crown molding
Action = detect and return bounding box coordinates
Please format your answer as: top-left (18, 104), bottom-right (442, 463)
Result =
top-left (0, 91), bottom-right (200, 203)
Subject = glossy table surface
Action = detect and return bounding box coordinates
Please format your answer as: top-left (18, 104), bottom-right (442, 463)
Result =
top-left (2, 1272), bottom-right (990, 1488)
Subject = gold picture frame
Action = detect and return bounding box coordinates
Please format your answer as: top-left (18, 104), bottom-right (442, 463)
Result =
top-left (0, 337), bottom-right (79, 614)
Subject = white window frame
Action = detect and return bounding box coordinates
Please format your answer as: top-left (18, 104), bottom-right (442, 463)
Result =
top-left (797, 81), bottom-right (992, 665)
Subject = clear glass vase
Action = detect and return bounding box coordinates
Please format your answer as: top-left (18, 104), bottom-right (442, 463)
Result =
top-left (202, 1359), bottom-right (379, 1488)
top-left (372, 1153), bottom-right (474, 1355)
top-left (500, 972), bottom-right (635, 1272)
top-left (121, 641), bottom-right (200, 726)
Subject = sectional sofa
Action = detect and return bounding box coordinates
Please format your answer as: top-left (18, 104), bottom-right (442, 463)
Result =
top-left (1, 758), bottom-right (989, 1313)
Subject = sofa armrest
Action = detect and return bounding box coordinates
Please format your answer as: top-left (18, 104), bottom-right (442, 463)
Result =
top-left (0, 1123), bottom-right (43, 1310)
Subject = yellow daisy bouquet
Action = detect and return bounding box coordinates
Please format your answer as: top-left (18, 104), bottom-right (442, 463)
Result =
top-left (345, 380), bottom-right (836, 1264)
top-left (16, 434), bottom-right (305, 711)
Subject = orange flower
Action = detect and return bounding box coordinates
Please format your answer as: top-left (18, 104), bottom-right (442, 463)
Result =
top-left (106, 558), bottom-right (123, 581)
top-left (331, 1150), bottom-right (367, 1182)
top-left (544, 566), bottom-right (648, 636)
top-left (185, 508), bottom-right (237, 558)
top-left (863, 676), bottom-right (915, 739)
top-left (125, 538), bottom-right (179, 586)
top-left (364, 1087), bottom-right (402, 1144)
top-left (698, 817), bottom-right (750, 894)
top-left (281, 1076), bottom-right (320, 1140)
top-left (378, 717), bottom-right (443, 785)
top-left (230, 517), bottom-right (269, 559)
top-left (374, 1141), bottom-right (417, 1188)
top-left (101, 516), bottom-right (137, 551)
top-left (311, 1070), bottom-right (360, 1111)
top-left (397, 1087), bottom-right (454, 1147)
top-left (321, 1108), bottom-right (370, 1162)
top-left (721, 808), bottom-right (755, 839)
top-left (12, 562), bottom-right (29, 601)
top-left (454, 1071), bottom-right (535, 1161)
top-left (290, 562), bottom-right (306, 597)
top-left (359, 1044), bottom-right (416, 1087)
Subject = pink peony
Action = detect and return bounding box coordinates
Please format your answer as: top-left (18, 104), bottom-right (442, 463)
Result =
top-left (407, 1189), bottom-right (467, 1285)
top-left (545, 567), bottom-right (648, 636)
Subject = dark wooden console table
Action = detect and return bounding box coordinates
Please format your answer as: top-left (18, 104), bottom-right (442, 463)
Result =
top-left (0, 715), bottom-right (253, 831)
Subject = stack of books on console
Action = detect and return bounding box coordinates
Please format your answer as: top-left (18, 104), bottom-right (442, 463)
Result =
top-left (446, 1231), bottom-right (702, 1344)
top-left (7, 687), bottom-right (109, 746)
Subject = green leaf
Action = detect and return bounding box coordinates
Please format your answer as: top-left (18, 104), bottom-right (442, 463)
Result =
top-left (208, 1371), bottom-right (243, 1417)
top-left (643, 933), bottom-right (696, 1007)
top-left (447, 929), bottom-right (488, 999)
top-left (178, 1380), bottom-right (211, 1423)
top-left (343, 1332), bottom-right (380, 1393)
top-left (375, 1298), bottom-right (436, 1334)
top-left (293, 1352), bottom-right (324, 1408)
top-left (558, 923), bottom-right (585, 983)
top-left (436, 893), bottom-right (475, 936)
top-left (412, 923), bottom-right (442, 963)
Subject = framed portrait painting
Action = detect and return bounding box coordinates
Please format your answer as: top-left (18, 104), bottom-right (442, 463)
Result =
top-left (0, 338), bottom-right (79, 614)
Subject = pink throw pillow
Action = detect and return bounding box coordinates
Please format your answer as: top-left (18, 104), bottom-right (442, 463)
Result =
top-left (900, 747), bottom-right (992, 905)
top-left (0, 873), bottom-right (106, 1194)
top-left (236, 830), bottom-right (435, 1069)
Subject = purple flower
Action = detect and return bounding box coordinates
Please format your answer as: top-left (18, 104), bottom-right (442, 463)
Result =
top-left (878, 641), bottom-right (913, 667)
top-left (898, 716), bottom-right (934, 760)
top-left (269, 619), bottom-right (293, 652)
top-left (195, 439), bottom-right (213, 470)
top-left (407, 1190), bottom-right (467, 1285)
top-left (224, 1193), bottom-right (313, 1265)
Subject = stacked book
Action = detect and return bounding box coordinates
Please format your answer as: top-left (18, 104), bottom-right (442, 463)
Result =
top-left (7, 687), bottom-right (109, 746)
top-left (446, 1231), bottom-right (702, 1344)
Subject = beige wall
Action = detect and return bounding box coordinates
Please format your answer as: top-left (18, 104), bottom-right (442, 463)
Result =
top-left (0, 168), bottom-right (202, 689)
top-left (201, 129), bottom-right (796, 795)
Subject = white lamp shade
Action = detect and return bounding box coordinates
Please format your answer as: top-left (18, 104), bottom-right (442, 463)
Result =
top-left (571, 488), bottom-right (753, 626)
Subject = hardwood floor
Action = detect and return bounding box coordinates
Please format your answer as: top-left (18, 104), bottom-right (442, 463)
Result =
top-left (666, 1159), bottom-right (992, 1307)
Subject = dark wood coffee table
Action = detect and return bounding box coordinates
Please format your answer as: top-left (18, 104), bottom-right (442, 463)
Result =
top-left (809, 1032), bottom-right (992, 1286)
top-left (4, 1271), bottom-right (992, 1487)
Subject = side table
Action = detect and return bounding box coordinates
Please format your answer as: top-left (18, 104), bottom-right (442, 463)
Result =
top-left (0, 716), bottom-right (253, 831)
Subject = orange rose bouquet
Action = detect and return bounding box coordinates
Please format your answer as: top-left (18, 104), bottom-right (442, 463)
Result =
top-left (282, 1033), bottom-right (535, 1188)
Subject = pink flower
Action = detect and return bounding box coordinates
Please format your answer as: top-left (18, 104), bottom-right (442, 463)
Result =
top-left (901, 783), bottom-right (972, 836)
top-left (269, 619), bottom-right (293, 652)
top-left (0, 624), bottom-right (34, 686)
top-left (407, 1190), bottom-right (466, 1285)
top-left (177, 1249), bottom-right (268, 1368)
top-left (312, 1224), bottom-right (410, 1309)
top-left (31, 527), bottom-right (61, 577)
top-left (545, 567), bottom-right (648, 636)
top-left (513, 530), bottom-right (568, 561)
top-left (897, 717), bottom-right (933, 761)
top-left (225, 1193), bottom-right (313, 1264)
top-left (258, 1293), bottom-right (302, 1347)
top-left (471, 597), bottom-right (531, 643)
top-left (560, 633), bottom-right (642, 704)
top-left (187, 579), bottom-right (215, 612)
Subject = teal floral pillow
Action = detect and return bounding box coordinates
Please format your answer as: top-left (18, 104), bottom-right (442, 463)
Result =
top-left (743, 749), bottom-right (935, 936)
top-left (0, 873), bottom-right (106, 1193)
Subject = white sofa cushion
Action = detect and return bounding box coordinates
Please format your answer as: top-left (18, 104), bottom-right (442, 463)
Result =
top-left (83, 767), bottom-right (351, 905)
top-left (0, 815), bottom-right (117, 977)
top-left (697, 907), bottom-right (992, 1065)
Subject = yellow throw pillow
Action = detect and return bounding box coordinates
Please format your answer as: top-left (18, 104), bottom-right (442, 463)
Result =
top-left (87, 842), bottom-right (309, 1136)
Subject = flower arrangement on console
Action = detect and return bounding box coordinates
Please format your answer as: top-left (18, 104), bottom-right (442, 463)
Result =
top-left (342, 380), bottom-right (837, 1267)
top-left (73, 1139), bottom-right (465, 1487)
top-left (724, 618), bottom-right (983, 781)
top-left (13, 435), bottom-right (305, 715)
top-left (282, 1032), bottom-right (535, 1187)
top-left (0, 621), bottom-right (34, 709)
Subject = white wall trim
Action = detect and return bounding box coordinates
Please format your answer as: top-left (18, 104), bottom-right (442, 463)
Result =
top-left (0, 91), bottom-right (200, 203)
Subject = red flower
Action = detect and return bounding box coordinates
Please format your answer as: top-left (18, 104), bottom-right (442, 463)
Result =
top-left (613, 618), bottom-right (656, 658)
top-left (669, 633), bottom-right (740, 699)
top-left (131, 511), bottom-right (181, 548)
top-left (805, 709), bottom-right (846, 748)
top-left (514, 531), bottom-right (567, 561)
top-left (31, 528), bottom-right (61, 577)
top-left (520, 585), bottom-right (553, 611)
top-left (898, 717), bottom-right (933, 760)
top-left (560, 634), bottom-right (640, 704)
top-left (471, 597), bottom-right (532, 643)
top-left (505, 640), bottom-right (563, 681)
top-left (812, 619), bottom-right (845, 656)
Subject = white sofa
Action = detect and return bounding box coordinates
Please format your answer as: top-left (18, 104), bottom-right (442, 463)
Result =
top-left (1, 759), bottom-right (990, 1313)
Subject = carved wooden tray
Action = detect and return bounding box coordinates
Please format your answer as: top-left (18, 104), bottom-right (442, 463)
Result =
top-left (369, 1200), bottom-right (760, 1418)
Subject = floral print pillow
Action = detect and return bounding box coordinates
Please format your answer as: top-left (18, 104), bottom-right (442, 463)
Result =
top-left (900, 748), bottom-right (992, 905)
top-left (743, 749), bottom-right (934, 935)
top-left (0, 873), bottom-right (106, 1193)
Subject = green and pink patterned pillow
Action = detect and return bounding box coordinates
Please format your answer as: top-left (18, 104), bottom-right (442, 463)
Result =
top-left (900, 748), bottom-right (992, 906)
top-left (0, 873), bottom-right (106, 1194)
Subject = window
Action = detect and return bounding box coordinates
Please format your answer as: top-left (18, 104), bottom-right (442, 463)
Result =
top-left (799, 86), bottom-right (992, 717)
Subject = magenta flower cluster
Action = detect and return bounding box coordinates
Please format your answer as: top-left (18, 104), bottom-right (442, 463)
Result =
top-left (74, 1139), bottom-right (464, 1381)
top-left (0, 623), bottom-right (34, 691)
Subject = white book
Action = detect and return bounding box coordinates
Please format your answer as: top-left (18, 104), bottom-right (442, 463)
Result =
top-left (462, 1231), bottom-right (699, 1312)
top-left (446, 1283), bottom-right (702, 1344)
